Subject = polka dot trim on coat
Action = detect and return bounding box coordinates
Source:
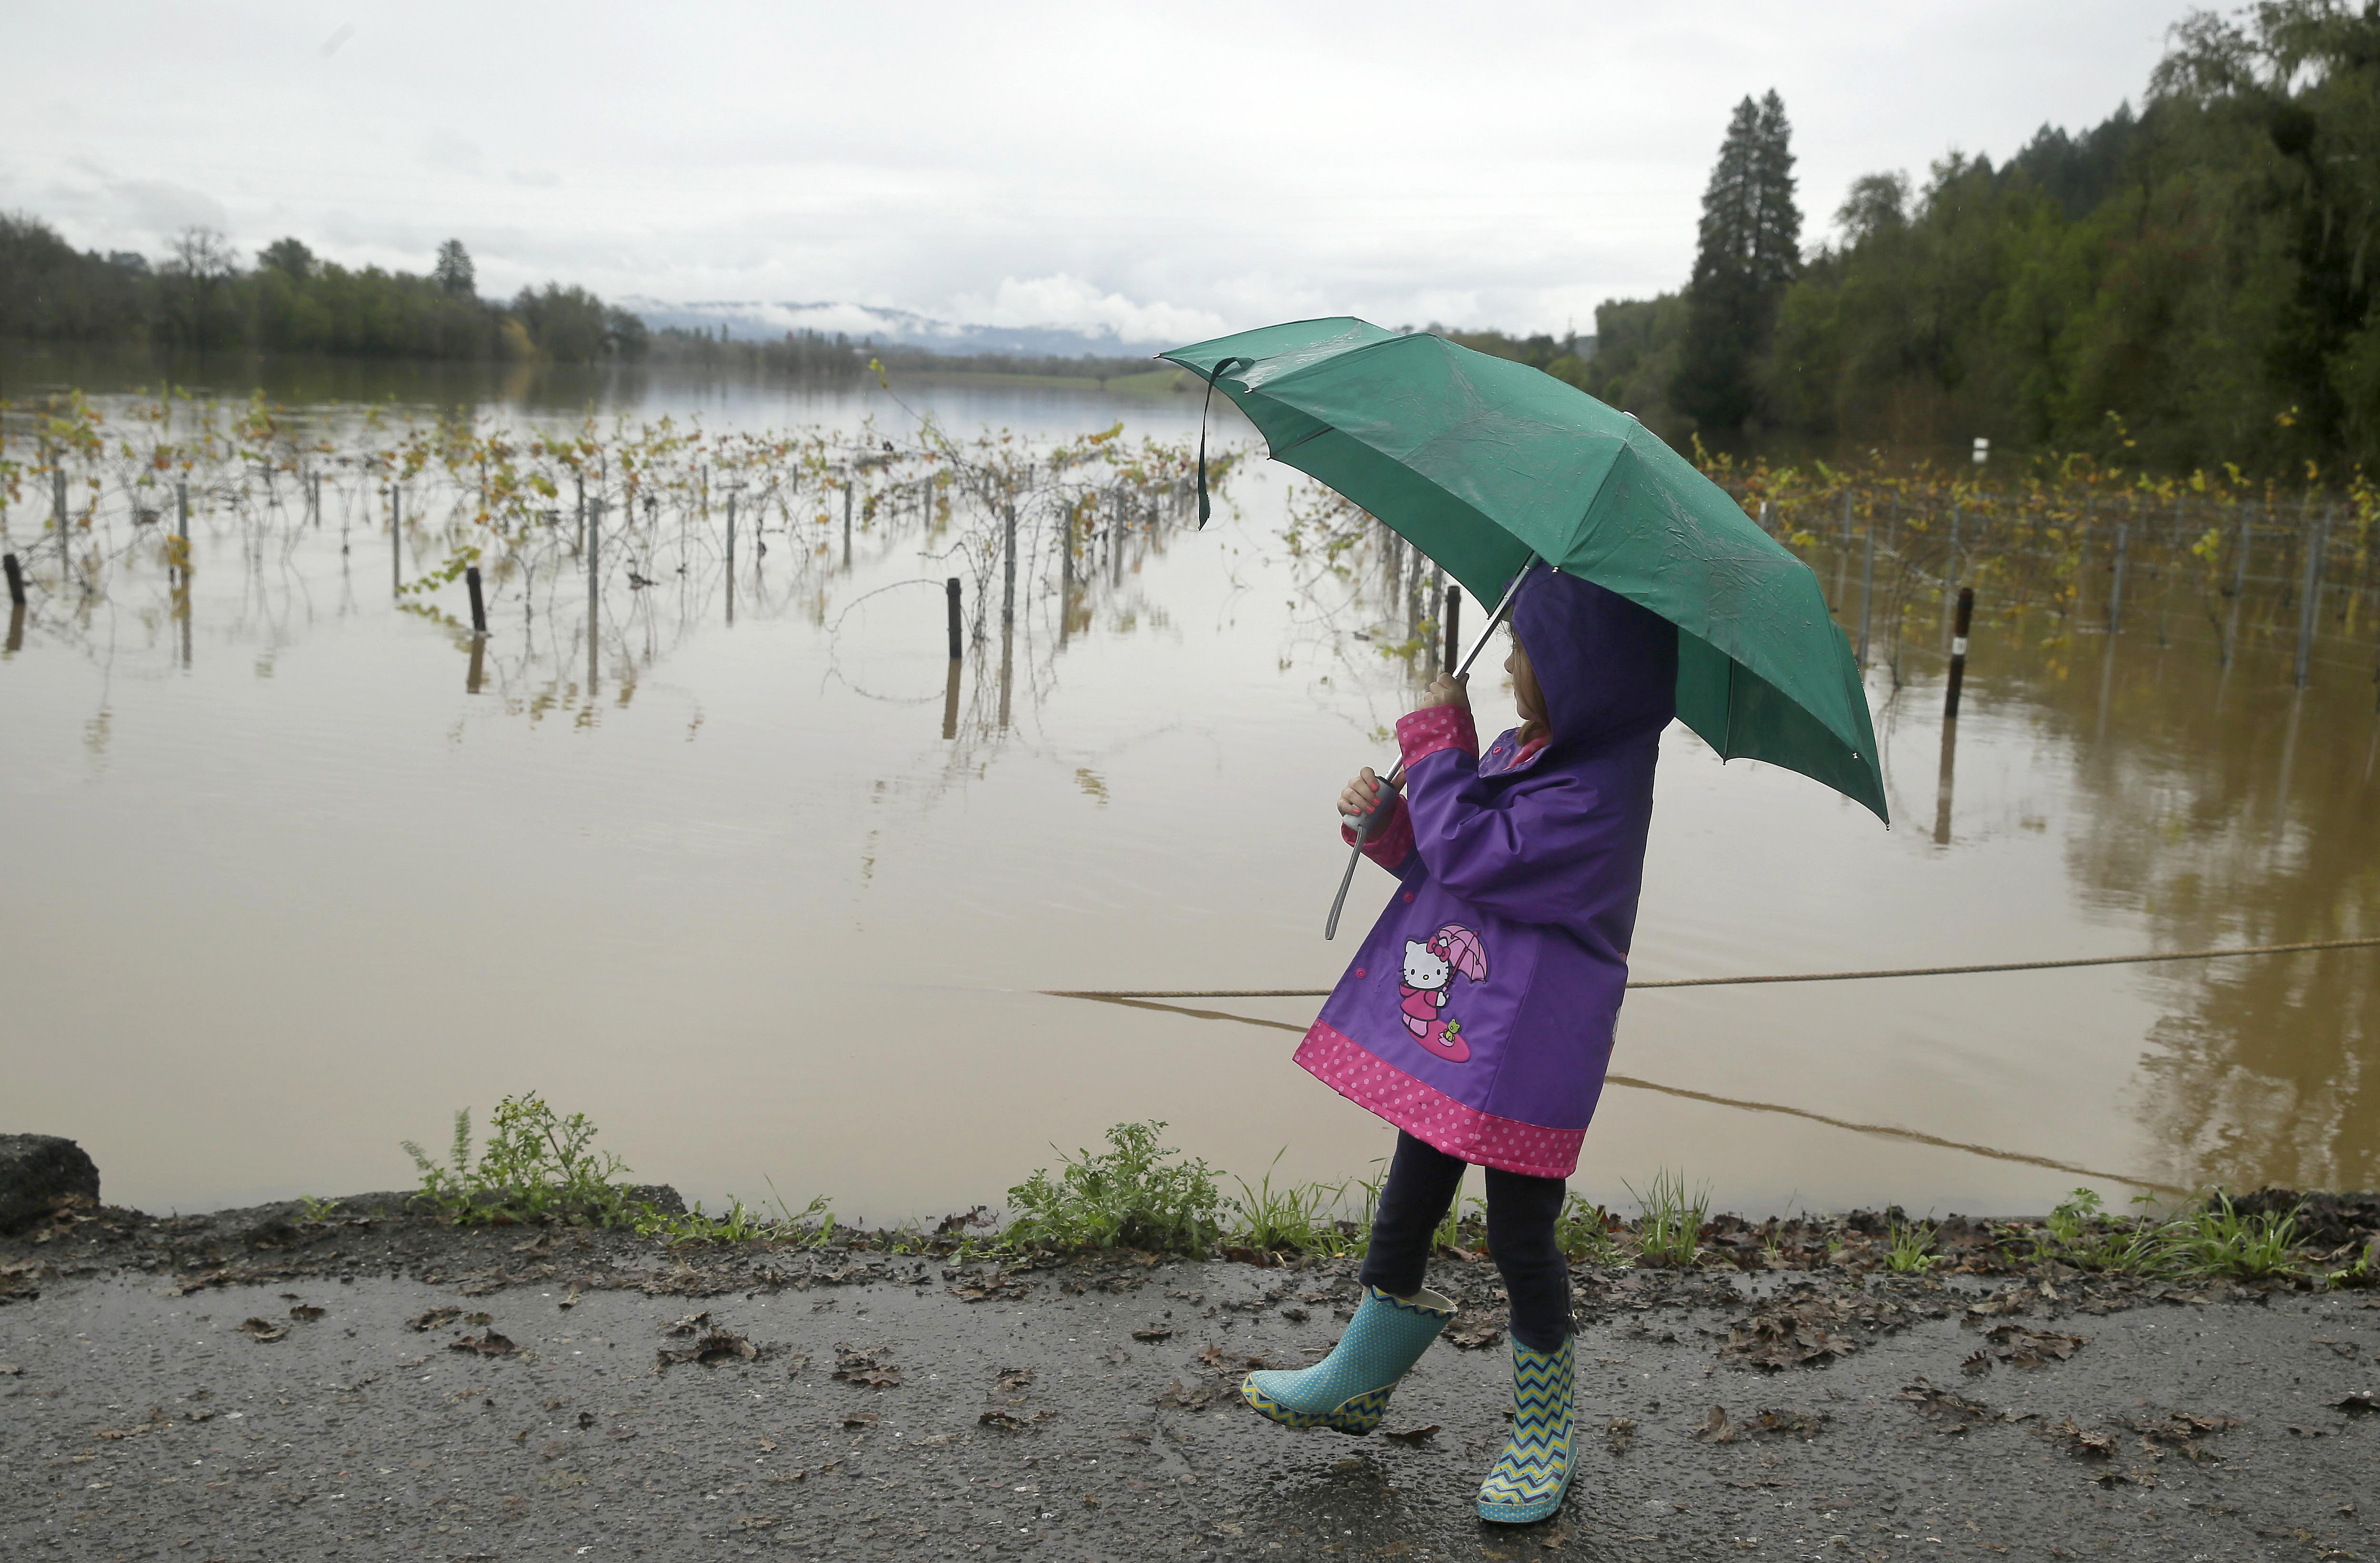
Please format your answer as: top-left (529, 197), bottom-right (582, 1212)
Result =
top-left (1395, 704), bottom-right (1479, 766)
top-left (1293, 1020), bottom-right (1586, 1180)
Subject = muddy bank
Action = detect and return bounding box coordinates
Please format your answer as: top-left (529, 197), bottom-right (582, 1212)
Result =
top-left (5, 1188), bottom-right (2380, 1560)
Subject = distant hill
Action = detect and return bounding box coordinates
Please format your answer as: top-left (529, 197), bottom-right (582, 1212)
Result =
top-left (621, 298), bottom-right (1177, 361)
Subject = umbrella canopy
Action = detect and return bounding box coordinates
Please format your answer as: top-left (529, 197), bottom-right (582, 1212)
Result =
top-left (1161, 317), bottom-right (1888, 823)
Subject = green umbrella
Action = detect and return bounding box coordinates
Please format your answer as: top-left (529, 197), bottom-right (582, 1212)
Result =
top-left (1161, 316), bottom-right (1888, 824)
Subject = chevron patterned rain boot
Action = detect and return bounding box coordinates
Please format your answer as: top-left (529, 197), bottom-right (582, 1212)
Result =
top-left (1240, 1285), bottom-right (1455, 1434)
top-left (1476, 1333), bottom-right (1576, 1524)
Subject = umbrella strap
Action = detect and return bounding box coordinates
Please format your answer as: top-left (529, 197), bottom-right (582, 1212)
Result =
top-left (1193, 357), bottom-right (1251, 528)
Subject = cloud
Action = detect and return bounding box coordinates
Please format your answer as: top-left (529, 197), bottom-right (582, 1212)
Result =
top-left (943, 275), bottom-right (1227, 346)
top-left (421, 131), bottom-right (483, 176)
top-left (108, 179), bottom-right (230, 239)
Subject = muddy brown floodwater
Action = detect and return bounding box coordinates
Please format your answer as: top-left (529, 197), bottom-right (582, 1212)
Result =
top-left (2, 364), bottom-right (2376, 1225)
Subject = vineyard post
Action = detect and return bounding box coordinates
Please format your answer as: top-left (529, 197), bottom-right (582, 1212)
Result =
top-left (2109, 521), bottom-right (2129, 631)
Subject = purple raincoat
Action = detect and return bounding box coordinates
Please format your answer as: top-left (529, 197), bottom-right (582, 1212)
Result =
top-left (1296, 570), bottom-right (1677, 1179)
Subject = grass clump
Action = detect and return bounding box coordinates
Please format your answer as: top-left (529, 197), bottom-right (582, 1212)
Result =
top-left (2020, 1187), bottom-right (2310, 1279)
top-left (1884, 1213), bottom-right (1940, 1273)
top-left (1002, 1120), bottom-right (1223, 1257)
top-left (1229, 1151), bottom-right (1361, 1258)
top-left (404, 1092), bottom-right (652, 1228)
top-left (1556, 1192), bottom-right (1627, 1266)
top-left (1625, 1168), bottom-right (1709, 1268)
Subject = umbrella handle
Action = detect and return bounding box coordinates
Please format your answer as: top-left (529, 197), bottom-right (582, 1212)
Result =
top-left (1325, 769), bottom-right (1402, 941)
top-left (1323, 557), bottom-right (1540, 940)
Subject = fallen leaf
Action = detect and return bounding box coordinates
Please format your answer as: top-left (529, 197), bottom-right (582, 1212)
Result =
top-left (1382, 1424), bottom-right (1440, 1444)
top-left (448, 1332), bottom-right (517, 1357)
top-left (1894, 1379), bottom-right (1995, 1434)
top-left (0, 1364), bottom-right (19, 1376)
top-left (235, 1318), bottom-right (288, 1343)
top-left (1131, 1326), bottom-right (1174, 1343)
top-left (1154, 1378), bottom-right (1218, 1410)
top-left (995, 1367), bottom-right (1035, 1393)
top-left (914, 1432), bottom-right (961, 1447)
top-left (1743, 1408), bottom-right (1828, 1441)
top-left (1447, 1311), bottom-right (1504, 1351)
top-left (979, 1407), bottom-right (1055, 1432)
top-left (1694, 1404), bottom-right (1736, 1444)
top-left (1604, 1416), bottom-right (1638, 1453)
top-left (2050, 1416), bottom-right (2117, 1458)
top-left (2334, 1392), bottom-right (2379, 1416)
top-left (661, 1312), bottom-right (712, 1337)
top-left (1979, 1323), bottom-right (2088, 1370)
top-left (288, 1305), bottom-right (325, 1322)
top-left (830, 1345), bottom-right (900, 1388)
top-left (840, 1411), bottom-right (879, 1430)
top-left (404, 1307), bottom-right (461, 1333)
top-left (658, 1332), bottom-right (761, 1371)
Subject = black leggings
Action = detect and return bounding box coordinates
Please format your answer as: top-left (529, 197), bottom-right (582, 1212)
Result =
top-left (1357, 1131), bottom-right (1571, 1353)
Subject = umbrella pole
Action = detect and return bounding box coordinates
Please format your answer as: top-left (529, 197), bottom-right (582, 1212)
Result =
top-left (1325, 558), bottom-right (1540, 939)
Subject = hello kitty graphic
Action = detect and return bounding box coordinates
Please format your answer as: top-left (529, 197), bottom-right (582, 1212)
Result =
top-left (1397, 924), bottom-right (1488, 1062)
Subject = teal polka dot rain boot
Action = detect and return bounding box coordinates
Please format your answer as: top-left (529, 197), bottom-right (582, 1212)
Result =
top-left (1476, 1333), bottom-right (1576, 1524)
top-left (1240, 1284), bottom-right (1455, 1434)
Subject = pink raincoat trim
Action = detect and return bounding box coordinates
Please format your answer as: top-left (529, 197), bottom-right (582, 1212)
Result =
top-left (1294, 1019), bottom-right (1586, 1180)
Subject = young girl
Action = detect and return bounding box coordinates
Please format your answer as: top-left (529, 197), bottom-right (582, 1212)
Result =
top-left (1241, 567), bottom-right (1677, 1525)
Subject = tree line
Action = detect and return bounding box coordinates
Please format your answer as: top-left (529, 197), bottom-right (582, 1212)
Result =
top-left (1582, 0), bottom-right (2380, 475)
top-left (0, 219), bottom-right (655, 365)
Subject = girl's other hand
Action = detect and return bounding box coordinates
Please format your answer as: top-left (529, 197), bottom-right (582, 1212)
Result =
top-left (1418, 672), bottom-right (1470, 711)
top-left (1339, 765), bottom-right (1401, 822)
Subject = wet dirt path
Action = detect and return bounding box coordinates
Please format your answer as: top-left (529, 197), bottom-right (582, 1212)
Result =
top-left (6, 1236), bottom-right (2376, 1559)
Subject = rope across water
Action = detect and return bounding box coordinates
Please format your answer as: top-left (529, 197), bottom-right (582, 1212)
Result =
top-left (1043, 933), bottom-right (2380, 1002)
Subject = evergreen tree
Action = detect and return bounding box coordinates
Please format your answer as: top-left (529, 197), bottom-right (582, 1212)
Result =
top-left (434, 239), bottom-right (476, 298)
top-left (1673, 90), bottom-right (1802, 429)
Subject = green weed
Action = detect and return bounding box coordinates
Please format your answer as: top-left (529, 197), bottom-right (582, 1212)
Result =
top-left (1555, 1193), bottom-right (1626, 1266)
top-left (2175, 1191), bottom-right (2302, 1278)
top-left (1625, 1169), bottom-right (1709, 1268)
top-left (402, 1092), bottom-right (650, 1228)
top-left (1002, 1121), bottom-right (1223, 1257)
top-left (1227, 1152), bottom-right (1356, 1257)
top-left (296, 1195), bottom-right (343, 1223)
top-left (1885, 1214), bottom-right (1940, 1273)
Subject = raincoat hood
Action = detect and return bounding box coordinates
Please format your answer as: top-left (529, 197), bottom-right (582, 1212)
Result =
top-left (1509, 568), bottom-right (1678, 754)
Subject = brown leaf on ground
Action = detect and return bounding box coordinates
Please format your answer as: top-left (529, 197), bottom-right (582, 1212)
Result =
top-left (1894, 1379), bottom-right (1995, 1433)
top-left (839, 1411), bottom-right (878, 1430)
top-left (288, 1305), bottom-right (325, 1322)
top-left (1154, 1377), bottom-right (1220, 1410)
top-left (1382, 1424), bottom-right (1440, 1444)
top-left (830, 1345), bottom-right (900, 1388)
top-left (2129, 1412), bottom-right (2240, 1459)
top-left (1743, 1408), bottom-right (1828, 1441)
top-left (1960, 1349), bottom-right (1992, 1376)
top-left (655, 1331), bottom-right (761, 1371)
top-left (947, 1270), bottom-right (1033, 1302)
top-left (1447, 1310), bottom-right (1504, 1351)
top-left (995, 1367), bottom-right (1035, 1393)
top-left (661, 1311), bottom-right (712, 1337)
top-left (979, 1407), bottom-right (1056, 1432)
top-left (1979, 1323), bottom-right (2088, 1369)
top-left (449, 1331), bottom-right (517, 1357)
top-left (235, 1318), bottom-right (288, 1343)
top-left (1131, 1326), bottom-right (1174, 1342)
top-left (1694, 1404), bottom-right (1737, 1443)
top-left (2050, 1416), bottom-right (2118, 1458)
top-left (1722, 1311), bottom-right (1855, 1370)
top-left (1605, 1416), bottom-right (1638, 1453)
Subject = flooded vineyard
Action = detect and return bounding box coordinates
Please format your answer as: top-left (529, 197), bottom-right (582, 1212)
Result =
top-left (3, 382), bottom-right (2376, 1226)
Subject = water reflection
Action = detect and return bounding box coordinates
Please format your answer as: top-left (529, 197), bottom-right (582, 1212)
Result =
top-left (3, 375), bottom-right (2376, 1218)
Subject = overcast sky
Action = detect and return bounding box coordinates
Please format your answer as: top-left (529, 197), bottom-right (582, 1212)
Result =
top-left (4, 1), bottom-right (2203, 341)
